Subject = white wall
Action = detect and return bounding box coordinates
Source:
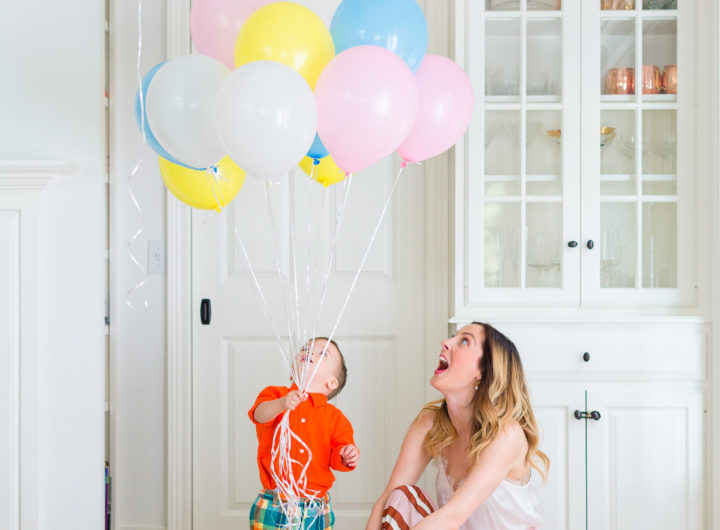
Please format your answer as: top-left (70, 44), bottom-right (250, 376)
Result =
top-left (0, 1), bottom-right (106, 529)
top-left (109, 1), bottom-right (169, 529)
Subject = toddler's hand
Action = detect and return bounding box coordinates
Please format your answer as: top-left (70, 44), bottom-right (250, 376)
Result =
top-left (284, 390), bottom-right (306, 411)
top-left (340, 444), bottom-right (359, 467)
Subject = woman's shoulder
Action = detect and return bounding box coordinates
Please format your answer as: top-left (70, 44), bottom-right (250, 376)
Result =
top-left (410, 400), bottom-right (442, 434)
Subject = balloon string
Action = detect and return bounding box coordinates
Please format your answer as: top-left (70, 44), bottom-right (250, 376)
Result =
top-left (304, 164), bottom-right (406, 392)
top-left (265, 181), bottom-right (301, 386)
top-left (206, 165), bottom-right (227, 212)
top-left (232, 224), bottom-right (294, 376)
top-left (303, 173), bottom-right (353, 391)
top-left (126, 0), bottom-right (149, 313)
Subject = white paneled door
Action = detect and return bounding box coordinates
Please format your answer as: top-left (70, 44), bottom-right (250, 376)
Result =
top-left (192, 160), bottom-right (426, 529)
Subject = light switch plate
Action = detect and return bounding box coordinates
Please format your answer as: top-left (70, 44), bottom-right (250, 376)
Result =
top-left (148, 240), bottom-right (165, 275)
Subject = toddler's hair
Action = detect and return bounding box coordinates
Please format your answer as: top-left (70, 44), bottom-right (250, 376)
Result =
top-left (315, 337), bottom-right (347, 400)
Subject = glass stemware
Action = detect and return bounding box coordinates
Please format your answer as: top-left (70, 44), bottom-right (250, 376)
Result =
top-left (600, 228), bottom-right (623, 287)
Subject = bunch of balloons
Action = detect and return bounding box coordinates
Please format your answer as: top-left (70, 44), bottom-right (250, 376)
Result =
top-left (135, 0), bottom-right (473, 210)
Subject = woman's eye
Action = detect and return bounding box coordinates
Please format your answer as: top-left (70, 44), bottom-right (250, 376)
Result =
top-left (460, 338), bottom-right (469, 345)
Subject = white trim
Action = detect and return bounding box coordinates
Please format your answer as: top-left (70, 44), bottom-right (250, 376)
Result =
top-left (0, 160), bottom-right (73, 191)
top-left (711, 0), bottom-right (720, 526)
top-left (165, 2), bottom-right (193, 530)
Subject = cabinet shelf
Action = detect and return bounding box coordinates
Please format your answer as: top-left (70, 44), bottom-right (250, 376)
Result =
top-left (600, 173), bottom-right (677, 182)
top-left (486, 174), bottom-right (561, 183)
top-left (600, 94), bottom-right (678, 105)
top-left (485, 95), bottom-right (563, 105)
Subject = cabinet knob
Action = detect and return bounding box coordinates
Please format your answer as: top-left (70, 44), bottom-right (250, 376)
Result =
top-left (582, 352), bottom-right (590, 362)
top-left (574, 410), bottom-right (602, 421)
top-left (587, 240), bottom-right (595, 249)
top-left (568, 241), bottom-right (578, 248)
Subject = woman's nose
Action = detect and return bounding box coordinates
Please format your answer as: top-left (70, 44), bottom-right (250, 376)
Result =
top-left (440, 338), bottom-right (451, 350)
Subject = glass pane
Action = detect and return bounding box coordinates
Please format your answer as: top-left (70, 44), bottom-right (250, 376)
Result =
top-left (528, 0), bottom-right (561, 12)
top-left (643, 0), bottom-right (677, 10)
top-left (642, 20), bottom-right (677, 96)
top-left (486, 20), bottom-right (521, 97)
top-left (602, 20), bottom-right (636, 96)
top-left (600, 203), bottom-right (636, 288)
top-left (601, 0), bottom-right (635, 9)
top-left (485, 203), bottom-right (521, 288)
top-left (526, 203), bottom-right (563, 288)
top-left (600, 110), bottom-right (635, 194)
top-left (642, 110), bottom-right (677, 194)
top-left (642, 202), bottom-right (677, 287)
top-left (527, 110), bottom-right (562, 196)
top-left (486, 0), bottom-right (520, 10)
top-left (485, 111), bottom-right (521, 195)
top-left (527, 20), bottom-right (562, 97)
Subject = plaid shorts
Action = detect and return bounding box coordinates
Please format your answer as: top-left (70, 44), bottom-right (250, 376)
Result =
top-left (250, 489), bottom-right (335, 530)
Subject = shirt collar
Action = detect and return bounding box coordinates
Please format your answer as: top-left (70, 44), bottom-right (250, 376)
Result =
top-left (290, 384), bottom-right (328, 406)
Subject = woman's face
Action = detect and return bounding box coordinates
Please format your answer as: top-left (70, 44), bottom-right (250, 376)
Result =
top-left (430, 323), bottom-right (484, 394)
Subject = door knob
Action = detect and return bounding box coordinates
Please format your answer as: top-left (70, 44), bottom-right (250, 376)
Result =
top-left (583, 352), bottom-right (590, 362)
top-left (200, 298), bottom-right (212, 325)
top-left (568, 241), bottom-right (578, 248)
top-left (587, 240), bottom-right (595, 249)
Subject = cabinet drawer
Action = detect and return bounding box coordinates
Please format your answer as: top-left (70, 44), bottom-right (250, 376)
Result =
top-left (514, 330), bottom-right (707, 380)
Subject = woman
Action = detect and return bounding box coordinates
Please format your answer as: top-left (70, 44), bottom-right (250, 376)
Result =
top-left (366, 322), bottom-right (549, 530)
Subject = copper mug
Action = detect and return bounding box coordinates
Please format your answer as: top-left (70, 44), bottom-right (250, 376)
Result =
top-left (641, 65), bottom-right (660, 94)
top-left (662, 64), bottom-right (677, 94)
top-left (607, 67), bottom-right (635, 95)
top-left (601, 0), bottom-right (634, 9)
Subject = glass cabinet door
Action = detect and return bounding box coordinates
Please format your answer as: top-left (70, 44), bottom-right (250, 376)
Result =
top-left (582, 0), bottom-right (693, 305)
top-left (464, 0), bottom-right (581, 307)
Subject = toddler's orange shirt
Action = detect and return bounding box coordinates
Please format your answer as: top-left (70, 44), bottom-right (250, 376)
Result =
top-left (248, 385), bottom-right (356, 497)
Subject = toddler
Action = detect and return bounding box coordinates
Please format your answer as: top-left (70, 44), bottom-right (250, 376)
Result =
top-left (249, 337), bottom-right (359, 529)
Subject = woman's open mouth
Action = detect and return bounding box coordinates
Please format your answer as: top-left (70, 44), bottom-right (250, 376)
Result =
top-left (434, 355), bottom-right (449, 375)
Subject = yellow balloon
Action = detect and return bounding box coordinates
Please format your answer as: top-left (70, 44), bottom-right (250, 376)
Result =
top-left (234, 2), bottom-right (335, 88)
top-left (159, 156), bottom-right (246, 211)
top-left (299, 155), bottom-right (346, 187)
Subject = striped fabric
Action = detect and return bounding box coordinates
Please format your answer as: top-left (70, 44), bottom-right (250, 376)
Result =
top-left (250, 489), bottom-right (335, 529)
top-left (381, 485), bottom-right (437, 530)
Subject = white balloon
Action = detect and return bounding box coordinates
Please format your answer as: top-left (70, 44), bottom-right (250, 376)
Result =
top-left (215, 61), bottom-right (317, 182)
top-left (146, 54), bottom-right (230, 169)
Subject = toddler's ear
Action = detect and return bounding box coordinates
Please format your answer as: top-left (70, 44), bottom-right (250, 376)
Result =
top-left (326, 377), bottom-right (338, 391)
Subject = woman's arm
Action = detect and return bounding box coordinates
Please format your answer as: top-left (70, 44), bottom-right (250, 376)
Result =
top-left (411, 422), bottom-right (527, 530)
top-left (365, 410), bottom-right (435, 530)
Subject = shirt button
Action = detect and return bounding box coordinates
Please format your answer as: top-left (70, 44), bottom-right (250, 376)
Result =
top-left (300, 449), bottom-right (305, 454)
top-left (301, 418), bottom-right (306, 423)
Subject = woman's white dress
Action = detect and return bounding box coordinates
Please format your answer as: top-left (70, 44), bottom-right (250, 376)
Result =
top-left (434, 457), bottom-right (544, 529)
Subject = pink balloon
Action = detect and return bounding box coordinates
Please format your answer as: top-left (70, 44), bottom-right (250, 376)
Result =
top-left (190, 0), bottom-right (274, 69)
top-left (397, 55), bottom-right (474, 163)
top-left (315, 45), bottom-right (419, 174)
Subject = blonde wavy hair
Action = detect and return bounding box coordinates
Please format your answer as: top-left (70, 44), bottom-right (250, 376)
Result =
top-left (422, 322), bottom-right (549, 481)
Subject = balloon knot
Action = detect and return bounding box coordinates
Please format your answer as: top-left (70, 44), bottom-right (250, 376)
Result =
top-left (313, 158), bottom-right (320, 166)
top-left (401, 160), bottom-right (408, 168)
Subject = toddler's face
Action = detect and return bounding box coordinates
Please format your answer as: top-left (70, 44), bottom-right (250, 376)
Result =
top-left (295, 339), bottom-right (341, 395)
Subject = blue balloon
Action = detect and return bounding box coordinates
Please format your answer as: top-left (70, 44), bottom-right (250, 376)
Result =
top-left (134, 62), bottom-right (200, 169)
top-left (307, 133), bottom-right (329, 160)
top-left (330, 0), bottom-right (428, 73)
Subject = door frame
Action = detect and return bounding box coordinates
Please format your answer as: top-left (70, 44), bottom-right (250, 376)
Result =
top-left (164, 2), bottom-right (452, 528)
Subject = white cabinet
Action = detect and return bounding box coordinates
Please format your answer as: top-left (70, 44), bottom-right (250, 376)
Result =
top-left (510, 323), bottom-right (708, 530)
top-left (585, 388), bottom-right (704, 529)
top-left (453, 0), bottom-right (697, 313)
